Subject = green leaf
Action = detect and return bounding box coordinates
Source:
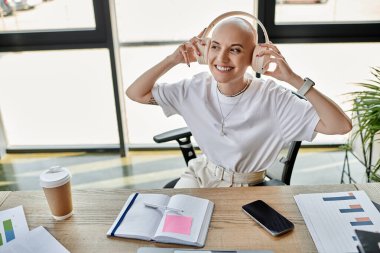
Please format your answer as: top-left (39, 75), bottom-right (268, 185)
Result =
top-left (345, 67), bottom-right (380, 182)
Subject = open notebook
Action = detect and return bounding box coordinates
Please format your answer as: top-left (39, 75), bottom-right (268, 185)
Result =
top-left (107, 193), bottom-right (214, 247)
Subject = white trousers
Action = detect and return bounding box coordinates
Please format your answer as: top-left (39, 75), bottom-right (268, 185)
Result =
top-left (175, 155), bottom-right (266, 188)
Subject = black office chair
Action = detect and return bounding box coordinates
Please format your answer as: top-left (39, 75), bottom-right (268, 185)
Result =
top-left (154, 127), bottom-right (302, 188)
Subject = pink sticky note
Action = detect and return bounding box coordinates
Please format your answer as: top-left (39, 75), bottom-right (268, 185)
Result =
top-left (162, 214), bottom-right (193, 235)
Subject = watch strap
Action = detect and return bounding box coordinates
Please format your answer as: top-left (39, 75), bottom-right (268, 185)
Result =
top-left (297, 78), bottom-right (315, 96)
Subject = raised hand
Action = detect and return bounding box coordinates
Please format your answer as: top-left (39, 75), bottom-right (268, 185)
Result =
top-left (171, 28), bottom-right (206, 67)
top-left (257, 43), bottom-right (296, 84)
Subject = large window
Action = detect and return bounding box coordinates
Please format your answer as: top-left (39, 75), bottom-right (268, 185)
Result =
top-left (259, 0), bottom-right (380, 43)
top-left (275, 0), bottom-right (380, 24)
top-left (262, 42), bottom-right (380, 144)
top-left (0, 49), bottom-right (119, 147)
top-left (1, 0), bottom-right (380, 151)
top-left (116, 0), bottom-right (254, 43)
top-left (0, 0), bottom-right (126, 153)
top-left (0, 0), bottom-right (95, 32)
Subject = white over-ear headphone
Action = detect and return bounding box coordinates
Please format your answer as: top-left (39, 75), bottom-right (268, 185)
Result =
top-left (196, 11), bottom-right (270, 74)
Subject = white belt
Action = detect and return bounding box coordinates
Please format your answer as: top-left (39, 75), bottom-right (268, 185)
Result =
top-left (207, 161), bottom-right (266, 185)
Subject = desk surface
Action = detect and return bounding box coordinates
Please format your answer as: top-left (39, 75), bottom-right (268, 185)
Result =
top-left (0, 183), bottom-right (377, 253)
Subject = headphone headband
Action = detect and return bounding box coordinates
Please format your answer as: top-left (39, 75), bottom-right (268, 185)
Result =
top-left (202, 11), bottom-right (269, 44)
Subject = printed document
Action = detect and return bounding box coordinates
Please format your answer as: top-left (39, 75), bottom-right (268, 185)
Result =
top-left (294, 191), bottom-right (380, 253)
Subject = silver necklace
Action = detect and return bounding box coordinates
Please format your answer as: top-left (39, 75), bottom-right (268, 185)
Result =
top-left (217, 81), bottom-right (249, 97)
top-left (216, 80), bottom-right (250, 136)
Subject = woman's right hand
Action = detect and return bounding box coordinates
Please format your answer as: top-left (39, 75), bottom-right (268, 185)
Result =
top-left (170, 28), bottom-right (206, 67)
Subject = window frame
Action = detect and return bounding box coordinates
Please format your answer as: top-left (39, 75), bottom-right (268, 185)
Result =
top-left (0, 0), bottom-right (107, 51)
top-left (258, 0), bottom-right (380, 43)
top-left (0, 0), bottom-right (128, 156)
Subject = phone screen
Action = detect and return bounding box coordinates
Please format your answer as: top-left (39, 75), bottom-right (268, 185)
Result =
top-left (242, 200), bottom-right (294, 236)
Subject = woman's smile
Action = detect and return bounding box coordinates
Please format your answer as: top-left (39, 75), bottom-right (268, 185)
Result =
top-left (215, 65), bottom-right (234, 72)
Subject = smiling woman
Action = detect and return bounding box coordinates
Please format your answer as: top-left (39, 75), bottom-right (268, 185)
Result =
top-left (125, 11), bottom-right (351, 189)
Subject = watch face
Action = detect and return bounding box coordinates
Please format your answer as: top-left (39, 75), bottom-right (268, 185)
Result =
top-left (304, 78), bottom-right (315, 86)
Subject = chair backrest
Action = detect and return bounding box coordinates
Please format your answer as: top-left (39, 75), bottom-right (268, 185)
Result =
top-left (265, 140), bottom-right (302, 185)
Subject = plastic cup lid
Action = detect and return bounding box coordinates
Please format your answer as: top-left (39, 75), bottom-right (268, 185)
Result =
top-left (40, 166), bottom-right (71, 188)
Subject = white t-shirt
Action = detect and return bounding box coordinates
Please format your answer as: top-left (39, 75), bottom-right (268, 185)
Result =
top-left (152, 72), bottom-right (320, 173)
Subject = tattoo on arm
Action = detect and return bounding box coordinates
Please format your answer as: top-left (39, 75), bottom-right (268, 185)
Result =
top-left (148, 96), bottom-right (158, 105)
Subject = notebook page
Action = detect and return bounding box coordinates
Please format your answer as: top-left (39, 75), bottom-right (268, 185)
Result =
top-left (107, 193), bottom-right (170, 240)
top-left (196, 200), bottom-right (214, 246)
top-left (153, 194), bottom-right (210, 244)
top-left (294, 191), bottom-right (380, 253)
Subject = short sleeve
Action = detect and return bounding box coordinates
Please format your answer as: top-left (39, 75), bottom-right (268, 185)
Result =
top-left (273, 82), bottom-right (320, 143)
top-left (151, 72), bottom-right (211, 118)
top-left (151, 79), bottom-right (188, 117)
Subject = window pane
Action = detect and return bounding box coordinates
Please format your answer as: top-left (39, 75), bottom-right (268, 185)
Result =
top-left (121, 45), bottom-right (208, 144)
top-left (263, 42), bottom-right (380, 144)
top-left (275, 0), bottom-right (380, 24)
top-left (0, 0), bottom-right (95, 33)
top-left (0, 49), bottom-right (119, 146)
top-left (115, 0), bottom-right (254, 42)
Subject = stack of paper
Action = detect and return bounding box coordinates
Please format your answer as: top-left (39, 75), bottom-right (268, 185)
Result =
top-left (0, 206), bottom-right (69, 253)
top-left (294, 191), bottom-right (380, 253)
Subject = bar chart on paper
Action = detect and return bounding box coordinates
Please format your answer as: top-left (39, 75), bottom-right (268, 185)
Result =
top-left (0, 219), bottom-right (15, 245)
top-left (0, 206), bottom-right (29, 247)
top-left (322, 193), bottom-right (374, 227)
top-left (294, 191), bottom-right (380, 253)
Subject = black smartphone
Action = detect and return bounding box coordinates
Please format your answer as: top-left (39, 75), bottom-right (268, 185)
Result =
top-left (242, 200), bottom-right (294, 236)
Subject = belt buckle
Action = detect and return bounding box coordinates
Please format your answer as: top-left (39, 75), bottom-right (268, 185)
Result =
top-left (216, 165), bottom-right (224, 181)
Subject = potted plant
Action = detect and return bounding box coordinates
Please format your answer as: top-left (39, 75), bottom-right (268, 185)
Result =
top-left (346, 67), bottom-right (380, 182)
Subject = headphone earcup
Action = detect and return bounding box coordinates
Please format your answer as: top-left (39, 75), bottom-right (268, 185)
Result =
top-left (251, 45), bottom-right (270, 74)
top-left (196, 38), bottom-right (211, 65)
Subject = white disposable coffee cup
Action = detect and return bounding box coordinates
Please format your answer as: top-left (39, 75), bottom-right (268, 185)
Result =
top-left (40, 166), bottom-right (73, 220)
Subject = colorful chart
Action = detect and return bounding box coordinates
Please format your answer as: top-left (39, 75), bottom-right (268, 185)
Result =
top-left (323, 192), bottom-right (356, 201)
top-left (0, 219), bottom-right (16, 246)
top-left (3, 219), bottom-right (15, 242)
top-left (294, 191), bottom-right (380, 252)
top-left (350, 217), bottom-right (373, 226)
top-left (321, 193), bottom-right (375, 240)
top-left (0, 206), bottom-right (29, 247)
top-left (340, 204), bottom-right (365, 213)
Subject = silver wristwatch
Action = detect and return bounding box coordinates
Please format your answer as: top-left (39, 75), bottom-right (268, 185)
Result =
top-left (297, 78), bottom-right (315, 96)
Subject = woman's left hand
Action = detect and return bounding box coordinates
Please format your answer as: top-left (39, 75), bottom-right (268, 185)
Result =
top-left (257, 43), bottom-right (298, 84)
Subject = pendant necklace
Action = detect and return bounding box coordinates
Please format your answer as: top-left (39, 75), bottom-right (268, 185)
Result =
top-left (216, 79), bottom-right (250, 136)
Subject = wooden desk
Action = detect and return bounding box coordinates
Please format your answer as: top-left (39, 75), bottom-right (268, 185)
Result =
top-left (0, 184), bottom-right (377, 253)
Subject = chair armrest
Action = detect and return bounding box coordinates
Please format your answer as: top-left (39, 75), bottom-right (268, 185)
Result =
top-left (154, 127), bottom-right (196, 166)
top-left (153, 127), bottom-right (192, 143)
